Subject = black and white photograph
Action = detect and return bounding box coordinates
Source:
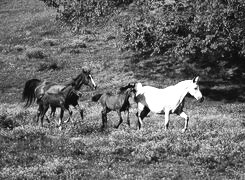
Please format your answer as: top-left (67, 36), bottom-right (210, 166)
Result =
top-left (0, 0), bottom-right (245, 179)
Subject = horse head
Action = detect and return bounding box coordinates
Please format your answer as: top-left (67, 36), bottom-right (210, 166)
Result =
top-left (119, 83), bottom-right (136, 98)
top-left (134, 82), bottom-right (143, 96)
top-left (187, 76), bottom-right (204, 102)
top-left (72, 67), bottom-right (97, 90)
top-left (119, 83), bottom-right (135, 92)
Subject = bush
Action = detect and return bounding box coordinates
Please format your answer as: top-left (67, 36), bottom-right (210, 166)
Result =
top-left (38, 60), bottom-right (66, 71)
top-left (60, 40), bottom-right (87, 53)
top-left (40, 38), bottom-right (59, 47)
top-left (39, 0), bottom-right (134, 32)
top-left (11, 125), bottom-right (48, 141)
top-left (13, 45), bottom-right (25, 52)
top-left (25, 47), bottom-right (48, 59)
top-left (121, 0), bottom-right (245, 79)
top-left (0, 111), bottom-right (29, 130)
top-left (39, 0), bottom-right (245, 79)
top-left (0, 114), bottom-right (15, 130)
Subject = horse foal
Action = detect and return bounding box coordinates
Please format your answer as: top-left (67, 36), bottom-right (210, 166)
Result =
top-left (39, 91), bottom-right (73, 130)
top-left (92, 84), bottom-right (135, 129)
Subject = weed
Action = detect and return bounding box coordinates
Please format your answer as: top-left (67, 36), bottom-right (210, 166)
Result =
top-left (0, 114), bottom-right (14, 129)
top-left (0, 0), bottom-right (245, 179)
top-left (40, 38), bottom-right (59, 47)
top-left (13, 45), bottom-right (25, 52)
top-left (60, 40), bottom-right (87, 53)
top-left (25, 47), bottom-right (48, 59)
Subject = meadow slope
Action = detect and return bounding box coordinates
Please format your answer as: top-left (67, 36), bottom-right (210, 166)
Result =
top-left (0, 0), bottom-right (245, 179)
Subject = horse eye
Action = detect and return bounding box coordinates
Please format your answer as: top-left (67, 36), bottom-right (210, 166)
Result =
top-left (194, 87), bottom-right (198, 90)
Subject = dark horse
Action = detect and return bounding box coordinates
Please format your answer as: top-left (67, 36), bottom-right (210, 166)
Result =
top-left (22, 68), bottom-right (97, 126)
top-left (39, 79), bottom-right (85, 129)
top-left (92, 83), bottom-right (135, 129)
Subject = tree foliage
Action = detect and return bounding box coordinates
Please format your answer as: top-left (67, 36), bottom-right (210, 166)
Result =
top-left (39, 0), bottom-right (245, 79)
top-left (39, 0), bottom-right (133, 31)
top-left (121, 0), bottom-right (245, 79)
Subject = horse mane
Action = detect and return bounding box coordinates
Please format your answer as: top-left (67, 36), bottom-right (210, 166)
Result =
top-left (64, 79), bottom-right (75, 87)
top-left (119, 83), bottom-right (135, 93)
top-left (63, 67), bottom-right (91, 90)
top-left (63, 72), bottom-right (85, 90)
top-left (64, 73), bottom-right (82, 87)
top-left (174, 80), bottom-right (192, 87)
top-left (106, 92), bottom-right (113, 96)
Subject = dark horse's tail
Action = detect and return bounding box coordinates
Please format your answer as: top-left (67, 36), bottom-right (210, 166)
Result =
top-left (91, 94), bottom-right (103, 102)
top-left (22, 79), bottom-right (41, 107)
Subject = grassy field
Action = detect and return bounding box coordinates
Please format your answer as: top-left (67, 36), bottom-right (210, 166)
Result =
top-left (0, 0), bottom-right (245, 179)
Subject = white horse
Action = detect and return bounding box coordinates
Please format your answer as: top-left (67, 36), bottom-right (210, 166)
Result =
top-left (134, 76), bottom-right (204, 132)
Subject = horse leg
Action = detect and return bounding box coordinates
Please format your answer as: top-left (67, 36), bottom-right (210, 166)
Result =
top-left (179, 111), bottom-right (189, 133)
top-left (64, 107), bottom-right (73, 124)
top-left (164, 109), bottom-right (170, 131)
top-left (58, 109), bottom-right (64, 130)
top-left (44, 107), bottom-right (51, 124)
top-left (43, 106), bottom-right (55, 124)
top-left (68, 108), bottom-right (73, 123)
top-left (40, 105), bottom-right (49, 127)
top-left (115, 110), bottom-right (123, 129)
top-left (101, 108), bottom-right (108, 129)
top-left (36, 104), bottom-right (43, 124)
top-left (50, 106), bottom-right (56, 118)
top-left (126, 109), bottom-right (130, 127)
top-left (137, 105), bottom-right (150, 130)
top-left (74, 103), bottom-right (84, 120)
top-left (136, 103), bottom-right (144, 129)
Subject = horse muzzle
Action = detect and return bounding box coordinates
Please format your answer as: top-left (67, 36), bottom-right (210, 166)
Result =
top-left (199, 96), bottom-right (204, 103)
top-left (88, 82), bottom-right (97, 90)
top-left (92, 85), bottom-right (97, 90)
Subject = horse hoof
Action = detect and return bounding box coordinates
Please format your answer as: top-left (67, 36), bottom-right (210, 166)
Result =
top-left (64, 118), bottom-right (71, 124)
top-left (114, 125), bottom-right (120, 129)
top-left (181, 129), bottom-right (187, 133)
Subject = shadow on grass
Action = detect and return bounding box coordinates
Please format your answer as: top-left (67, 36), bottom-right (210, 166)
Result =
top-left (200, 81), bottom-right (245, 103)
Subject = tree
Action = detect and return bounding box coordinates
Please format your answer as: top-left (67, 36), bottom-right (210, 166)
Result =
top-left (39, 0), bottom-right (245, 80)
top-left (121, 0), bottom-right (245, 79)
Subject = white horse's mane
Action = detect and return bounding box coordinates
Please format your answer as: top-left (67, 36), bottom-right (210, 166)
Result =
top-left (174, 79), bottom-right (192, 86)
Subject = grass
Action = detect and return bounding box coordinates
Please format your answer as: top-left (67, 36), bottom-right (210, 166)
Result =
top-left (1, 100), bottom-right (245, 179)
top-left (0, 0), bottom-right (245, 179)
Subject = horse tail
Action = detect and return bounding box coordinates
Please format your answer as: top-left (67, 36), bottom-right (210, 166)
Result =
top-left (22, 79), bottom-right (41, 107)
top-left (91, 94), bottom-right (102, 102)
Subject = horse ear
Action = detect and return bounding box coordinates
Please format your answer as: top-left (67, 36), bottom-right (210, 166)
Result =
top-left (193, 76), bottom-right (200, 83)
top-left (82, 67), bottom-right (90, 74)
top-left (128, 82), bottom-right (135, 88)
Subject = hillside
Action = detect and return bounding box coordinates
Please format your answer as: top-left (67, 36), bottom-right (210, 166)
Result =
top-left (0, 0), bottom-right (245, 179)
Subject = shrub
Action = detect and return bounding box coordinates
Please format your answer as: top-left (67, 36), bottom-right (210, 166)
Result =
top-left (11, 125), bottom-right (48, 141)
top-left (39, 0), bottom-right (245, 79)
top-left (0, 111), bottom-right (29, 130)
top-left (37, 60), bottom-right (66, 71)
top-left (121, 0), bottom-right (245, 79)
top-left (0, 114), bottom-right (15, 130)
top-left (40, 38), bottom-right (59, 47)
top-left (39, 0), bottom-right (134, 31)
top-left (25, 47), bottom-right (48, 59)
top-left (13, 45), bottom-right (25, 52)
